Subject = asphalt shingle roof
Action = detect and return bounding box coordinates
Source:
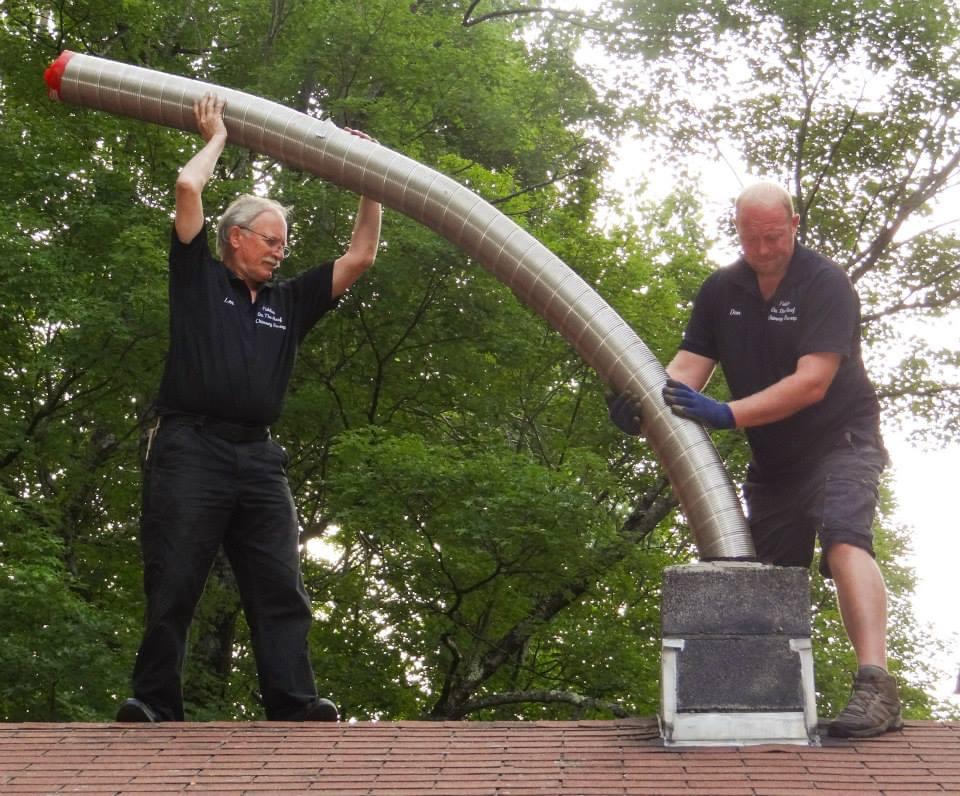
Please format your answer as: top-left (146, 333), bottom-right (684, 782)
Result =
top-left (1, 719), bottom-right (958, 795)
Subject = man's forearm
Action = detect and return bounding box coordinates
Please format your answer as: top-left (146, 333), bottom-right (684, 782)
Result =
top-left (727, 373), bottom-right (824, 428)
top-left (175, 96), bottom-right (228, 243)
top-left (177, 132), bottom-right (227, 195)
top-left (330, 195), bottom-right (382, 297)
top-left (349, 195), bottom-right (382, 261)
top-left (727, 352), bottom-right (841, 428)
top-left (174, 133), bottom-right (226, 243)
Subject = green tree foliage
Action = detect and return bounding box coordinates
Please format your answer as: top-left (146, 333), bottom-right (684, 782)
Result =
top-left (0, 0), bottom-right (955, 723)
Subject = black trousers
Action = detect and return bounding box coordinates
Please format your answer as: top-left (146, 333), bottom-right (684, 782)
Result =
top-left (130, 416), bottom-right (317, 720)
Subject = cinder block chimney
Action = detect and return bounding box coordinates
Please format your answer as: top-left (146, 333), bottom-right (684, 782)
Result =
top-left (660, 561), bottom-right (818, 746)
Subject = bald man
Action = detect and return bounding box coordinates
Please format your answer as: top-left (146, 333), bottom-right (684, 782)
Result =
top-left (609, 182), bottom-right (901, 738)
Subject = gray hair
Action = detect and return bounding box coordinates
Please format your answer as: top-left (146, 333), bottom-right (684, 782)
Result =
top-left (216, 194), bottom-right (291, 257)
top-left (735, 181), bottom-right (795, 220)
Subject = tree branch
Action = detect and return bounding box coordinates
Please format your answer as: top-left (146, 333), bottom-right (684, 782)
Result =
top-left (850, 143), bottom-right (960, 284)
top-left (428, 484), bottom-right (676, 718)
top-left (461, 1), bottom-right (602, 31)
top-left (451, 688), bottom-right (633, 719)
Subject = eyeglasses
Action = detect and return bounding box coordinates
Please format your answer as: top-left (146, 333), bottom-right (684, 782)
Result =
top-left (238, 225), bottom-right (290, 258)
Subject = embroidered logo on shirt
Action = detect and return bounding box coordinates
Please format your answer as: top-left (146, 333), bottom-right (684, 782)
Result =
top-left (255, 305), bottom-right (288, 331)
top-left (768, 300), bottom-right (798, 322)
top-left (223, 297), bottom-right (235, 306)
top-left (729, 308), bottom-right (742, 316)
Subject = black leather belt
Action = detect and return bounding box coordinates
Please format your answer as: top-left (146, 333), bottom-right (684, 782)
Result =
top-left (161, 413), bottom-right (270, 443)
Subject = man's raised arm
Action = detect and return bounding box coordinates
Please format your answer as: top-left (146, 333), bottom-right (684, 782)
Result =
top-left (331, 128), bottom-right (382, 298)
top-left (174, 94), bottom-right (227, 244)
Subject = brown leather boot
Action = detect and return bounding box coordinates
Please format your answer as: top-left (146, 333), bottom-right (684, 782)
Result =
top-left (828, 665), bottom-right (903, 738)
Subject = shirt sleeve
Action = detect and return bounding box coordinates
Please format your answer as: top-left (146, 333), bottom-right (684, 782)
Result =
top-left (288, 261), bottom-right (341, 342)
top-left (168, 223), bottom-right (210, 280)
top-left (679, 273), bottom-right (721, 361)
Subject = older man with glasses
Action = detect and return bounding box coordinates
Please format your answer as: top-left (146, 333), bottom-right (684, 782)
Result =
top-left (117, 94), bottom-right (381, 723)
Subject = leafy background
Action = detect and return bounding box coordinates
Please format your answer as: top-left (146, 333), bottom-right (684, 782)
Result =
top-left (0, 0), bottom-right (957, 722)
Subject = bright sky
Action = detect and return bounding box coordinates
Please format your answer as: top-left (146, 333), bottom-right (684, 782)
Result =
top-left (885, 394), bottom-right (960, 703)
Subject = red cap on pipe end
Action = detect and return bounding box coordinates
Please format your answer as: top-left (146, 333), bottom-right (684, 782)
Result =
top-left (44, 51), bottom-right (75, 100)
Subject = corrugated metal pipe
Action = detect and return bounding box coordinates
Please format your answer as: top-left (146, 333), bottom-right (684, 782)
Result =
top-left (44, 51), bottom-right (755, 560)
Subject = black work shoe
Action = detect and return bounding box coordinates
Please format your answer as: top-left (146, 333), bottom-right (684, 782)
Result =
top-left (828, 665), bottom-right (903, 738)
top-left (291, 697), bottom-right (339, 722)
top-left (116, 697), bottom-right (160, 723)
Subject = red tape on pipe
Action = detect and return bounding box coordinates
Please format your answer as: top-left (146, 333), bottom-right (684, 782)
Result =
top-left (44, 51), bottom-right (75, 100)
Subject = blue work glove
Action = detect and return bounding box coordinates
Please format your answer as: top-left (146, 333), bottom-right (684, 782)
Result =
top-left (662, 378), bottom-right (735, 429)
top-left (606, 391), bottom-right (643, 436)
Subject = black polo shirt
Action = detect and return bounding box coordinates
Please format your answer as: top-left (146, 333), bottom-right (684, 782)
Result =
top-left (154, 225), bottom-right (338, 426)
top-left (679, 244), bottom-right (881, 478)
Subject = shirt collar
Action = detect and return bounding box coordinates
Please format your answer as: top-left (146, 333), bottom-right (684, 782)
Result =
top-left (222, 262), bottom-right (273, 298)
top-left (727, 243), bottom-right (808, 296)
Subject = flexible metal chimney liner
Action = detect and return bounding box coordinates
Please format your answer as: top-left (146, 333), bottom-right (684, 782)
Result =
top-left (45, 52), bottom-right (755, 560)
